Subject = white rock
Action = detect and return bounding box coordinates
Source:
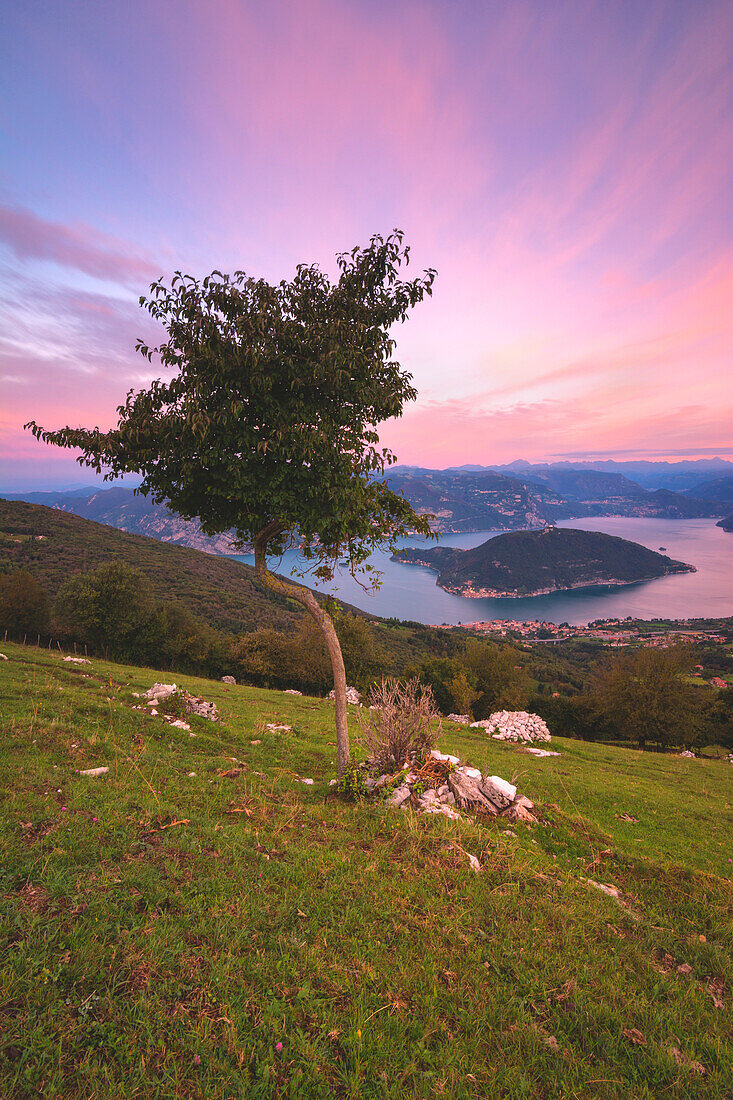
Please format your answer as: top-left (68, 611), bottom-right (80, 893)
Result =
top-left (79, 766), bottom-right (109, 777)
top-left (63, 656), bottom-right (91, 664)
top-left (445, 714), bottom-right (471, 725)
top-left (485, 775), bottom-right (517, 802)
top-left (418, 789), bottom-right (440, 806)
top-left (475, 710), bottom-right (551, 743)
top-left (386, 785), bottom-right (411, 808)
top-left (187, 772), bottom-right (196, 777)
top-left (0, 654), bottom-right (8, 660)
top-left (465, 852), bottom-right (481, 873)
top-left (144, 683), bottom-right (177, 700)
top-left (284, 689), bottom-right (302, 695)
top-left (221, 675), bottom-right (236, 684)
top-left (430, 750), bottom-right (460, 766)
top-left (422, 803), bottom-right (461, 820)
top-left (526, 748), bottom-right (561, 757)
top-left (329, 778), bottom-right (338, 787)
top-left (461, 766), bottom-right (482, 780)
top-left (266, 723), bottom-right (292, 732)
top-left (297, 778), bottom-right (314, 785)
top-left (169, 719), bottom-right (191, 731)
top-left (328, 686), bottom-right (361, 705)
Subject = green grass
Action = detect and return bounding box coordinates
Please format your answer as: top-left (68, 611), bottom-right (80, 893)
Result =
top-left (1, 641), bottom-right (731, 1099)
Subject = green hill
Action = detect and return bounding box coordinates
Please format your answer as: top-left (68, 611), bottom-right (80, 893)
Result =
top-left (395, 527), bottom-right (695, 597)
top-left (0, 641), bottom-right (730, 1097)
top-left (0, 497), bottom-right (361, 634)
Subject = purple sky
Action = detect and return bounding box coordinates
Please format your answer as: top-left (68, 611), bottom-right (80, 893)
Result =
top-left (1, 0), bottom-right (732, 488)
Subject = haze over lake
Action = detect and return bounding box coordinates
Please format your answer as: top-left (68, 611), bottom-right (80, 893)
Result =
top-left (231, 517), bottom-right (733, 626)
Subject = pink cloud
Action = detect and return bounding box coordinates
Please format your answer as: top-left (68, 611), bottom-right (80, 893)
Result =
top-left (0, 205), bottom-right (160, 287)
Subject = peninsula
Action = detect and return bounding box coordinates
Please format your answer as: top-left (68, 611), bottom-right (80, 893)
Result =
top-left (393, 527), bottom-right (696, 598)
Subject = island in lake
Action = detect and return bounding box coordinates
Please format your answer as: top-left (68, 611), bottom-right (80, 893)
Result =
top-left (393, 527), bottom-right (696, 598)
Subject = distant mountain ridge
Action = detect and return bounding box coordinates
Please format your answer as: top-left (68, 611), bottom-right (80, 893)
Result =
top-left (394, 528), bottom-right (695, 598)
top-left (5, 457), bottom-right (729, 550)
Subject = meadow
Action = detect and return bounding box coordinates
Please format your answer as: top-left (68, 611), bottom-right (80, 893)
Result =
top-left (1, 641), bottom-right (731, 1098)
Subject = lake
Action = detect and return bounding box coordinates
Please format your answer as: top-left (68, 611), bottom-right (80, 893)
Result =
top-left (230, 517), bottom-right (733, 626)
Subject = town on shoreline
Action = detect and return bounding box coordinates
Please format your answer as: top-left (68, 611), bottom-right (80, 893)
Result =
top-left (431, 615), bottom-right (731, 648)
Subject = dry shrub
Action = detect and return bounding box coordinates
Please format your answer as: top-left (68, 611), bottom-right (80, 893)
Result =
top-left (357, 677), bottom-right (440, 772)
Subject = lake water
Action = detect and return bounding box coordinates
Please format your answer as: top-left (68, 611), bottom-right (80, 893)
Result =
top-left (230, 518), bottom-right (733, 626)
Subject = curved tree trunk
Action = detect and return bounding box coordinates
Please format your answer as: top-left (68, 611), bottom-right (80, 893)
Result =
top-left (253, 522), bottom-right (350, 779)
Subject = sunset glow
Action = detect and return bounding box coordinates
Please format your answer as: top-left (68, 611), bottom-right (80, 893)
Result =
top-left (1, 0), bottom-right (732, 487)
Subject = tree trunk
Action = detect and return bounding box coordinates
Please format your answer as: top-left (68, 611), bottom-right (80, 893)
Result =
top-left (253, 522), bottom-right (350, 779)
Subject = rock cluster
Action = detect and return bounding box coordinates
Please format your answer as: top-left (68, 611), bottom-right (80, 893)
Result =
top-left (471, 710), bottom-right (551, 743)
top-left (143, 683), bottom-right (219, 725)
top-left (284, 689), bottom-right (303, 695)
top-left (221, 675), bottom-right (236, 685)
top-left (446, 713), bottom-right (471, 724)
top-left (328, 685), bottom-right (362, 705)
top-left (378, 748), bottom-right (536, 824)
top-left (63, 656), bottom-right (91, 665)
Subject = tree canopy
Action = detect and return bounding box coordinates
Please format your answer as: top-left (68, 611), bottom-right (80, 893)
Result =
top-left (27, 230), bottom-right (435, 579)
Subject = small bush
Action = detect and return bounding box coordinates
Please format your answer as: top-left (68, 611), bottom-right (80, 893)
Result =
top-left (357, 677), bottom-right (440, 773)
top-left (336, 763), bottom-right (368, 801)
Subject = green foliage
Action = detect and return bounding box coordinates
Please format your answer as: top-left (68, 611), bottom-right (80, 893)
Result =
top-left (589, 645), bottom-right (705, 749)
top-left (335, 763), bottom-right (368, 801)
top-left (413, 639), bottom-right (528, 718)
top-left (26, 231), bottom-right (436, 583)
top-left (0, 569), bottom-right (49, 634)
top-left (54, 562), bottom-right (154, 657)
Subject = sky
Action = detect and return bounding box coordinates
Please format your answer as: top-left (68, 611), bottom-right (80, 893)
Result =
top-left (1, 0), bottom-right (732, 489)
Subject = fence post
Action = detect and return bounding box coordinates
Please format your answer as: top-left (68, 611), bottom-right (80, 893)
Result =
top-left (23, 634), bottom-right (26, 646)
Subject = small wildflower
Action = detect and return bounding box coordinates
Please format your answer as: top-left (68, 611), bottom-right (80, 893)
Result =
top-left (356, 1029), bottom-right (362, 1039)
top-left (193, 1054), bottom-right (201, 1065)
top-left (61, 806), bottom-right (67, 811)
top-left (275, 1042), bottom-right (283, 1053)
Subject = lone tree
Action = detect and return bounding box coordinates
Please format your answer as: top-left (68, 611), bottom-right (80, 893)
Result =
top-left (27, 231), bottom-right (436, 777)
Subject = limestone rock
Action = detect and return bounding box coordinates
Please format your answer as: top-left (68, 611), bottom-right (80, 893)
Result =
top-left (481, 775), bottom-right (517, 811)
top-left (221, 675), bottom-right (236, 684)
top-left (430, 749), bottom-right (460, 766)
top-left (63, 656), bottom-right (91, 665)
top-left (448, 768), bottom-right (498, 814)
top-left (386, 784), bottom-right (411, 808)
top-left (471, 710), bottom-right (551, 743)
top-left (328, 686), bottom-right (361, 705)
top-left (79, 766), bottom-right (109, 777)
top-left (284, 689), bottom-right (303, 695)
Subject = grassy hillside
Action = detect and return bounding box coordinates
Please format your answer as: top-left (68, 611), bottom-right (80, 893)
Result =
top-left (1, 641), bottom-right (731, 1098)
top-left (0, 497), bottom-right (371, 635)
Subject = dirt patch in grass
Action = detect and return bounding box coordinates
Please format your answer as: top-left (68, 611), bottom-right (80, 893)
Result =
top-left (13, 882), bottom-right (51, 913)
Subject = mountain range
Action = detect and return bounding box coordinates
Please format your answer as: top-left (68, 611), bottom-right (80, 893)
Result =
top-left (3, 459), bottom-right (731, 548)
